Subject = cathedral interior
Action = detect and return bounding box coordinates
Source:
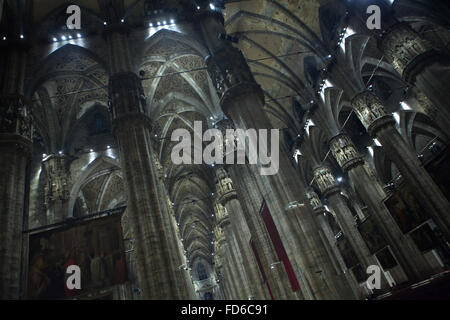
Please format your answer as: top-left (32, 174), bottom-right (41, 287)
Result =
top-left (1, 0), bottom-right (450, 300)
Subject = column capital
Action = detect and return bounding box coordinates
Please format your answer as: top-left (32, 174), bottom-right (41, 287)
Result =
top-left (108, 72), bottom-right (152, 133)
top-left (205, 46), bottom-right (264, 117)
top-left (313, 166), bottom-right (340, 198)
top-left (305, 189), bottom-right (327, 215)
top-left (329, 134), bottom-right (364, 171)
top-left (214, 226), bottom-right (226, 249)
top-left (214, 201), bottom-right (230, 228)
top-left (214, 166), bottom-right (237, 205)
top-left (351, 91), bottom-right (395, 136)
top-left (380, 22), bottom-right (447, 83)
top-left (42, 155), bottom-right (71, 206)
top-left (0, 94), bottom-right (33, 155)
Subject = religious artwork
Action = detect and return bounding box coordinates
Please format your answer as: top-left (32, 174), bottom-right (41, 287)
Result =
top-left (384, 183), bottom-right (428, 234)
top-left (27, 213), bottom-right (127, 299)
top-left (375, 248), bottom-right (398, 270)
top-left (409, 223), bottom-right (440, 253)
top-left (358, 215), bottom-right (388, 254)
top-left (336, 234), bottom-right (359, 269)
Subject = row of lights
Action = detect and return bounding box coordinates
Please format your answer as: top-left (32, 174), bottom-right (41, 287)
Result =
top-left (52, 33), bottom-right (83, 42)
top-left (2, 35), bottom-right (25, 40)
top-left (5, 3), bottom-right (218, 42)
top-left (42, 145), bottom-right (111, 158)
top-left (149, 18), bottom-right (175, 28)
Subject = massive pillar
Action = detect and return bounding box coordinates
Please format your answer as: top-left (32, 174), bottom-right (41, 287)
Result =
top-left (329, 133), bottom-right (435, 281)
top-left (214, 201), bottom-right (249, 299)
top-left (214, 225), bottom-right (238, 299)
top-left (227, 163), bottom-right (301, 299)
top-left (197, 10), bottom-right (352, 300)
top-left (312, 166), bottom-right (384, 280)
top-left (305, 189), bottom-right (362, 299)
top-left (352, 91), bottom-right (450, 239)
top-left (215, 167), bottom-right (268, 299)
top-left (380, 23), bottom-right (450, 131)
top-left (0, 45), bottom-right (32, 299)
top-left (104, 23), bottom-right (180, 299)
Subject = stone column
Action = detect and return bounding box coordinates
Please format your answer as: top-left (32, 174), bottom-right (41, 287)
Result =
top-left (153, 155), bottom-right (195, 299)
top-left (214, 226), bottom-right (238, 299)
top-left (214, 201), bottom-right (249, 299)
top-left (329, 133), bottom-right (435, 281)
top-left (0, 44), bottom-right (32, 299)
top-left (305, 189), bottom-right (362, 299)
top-left (215, 167), bottom-right (268, 299)
top-left (198, 10), bottom-right (349, 300)
top-left (104, 24), bottom-right (179, 299)
top-left (226, 162), bottom-right (301, 300)
top-left (352, 91), bottom-right (450, 239)
top-left (312, 165), bottom-right (384, 279)
top-left (380, 23), bottom-right (450, 128)
top-left (42, 154), bottom-right (71, 224)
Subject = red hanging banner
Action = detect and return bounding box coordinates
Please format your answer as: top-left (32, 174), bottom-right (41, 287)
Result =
top-left (259, 200), bottom-right (300, 292)
top-left (250, 238), bottom-right (274, 300)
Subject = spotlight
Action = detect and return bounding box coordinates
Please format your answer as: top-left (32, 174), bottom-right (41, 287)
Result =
top-left (77, 33), bottom-right (82, 38)
top-left (121, 19), bottom-right (124, 23)
top-left (59, 151), bottom-right (63, 155)
top-left (170, 19), bottom-right (175, 24)
top-left (52, 37), bottom-right (57, 42)
top-left (163, 20), bottom-right (167, 25)
top-left (149, 23), bottom-right (153, 27)
top-left (337, 177), bottom-right (343, 183)
top-left (2, 36), bottom-right (6, 40)
top-left (68, 35), bottom-right (73, 39)
top-left (61, 35), bottom-right (66, 41)
top-left (210, 3), bottom-right (215, 10)
top-left (20, 34), bottom-right (24, 39)
top-left (107, 145), bottom-right (111, 149)
top-left (104, 22), bottom-right (107, 25)
top-left (157, 21), bottom-right (161, 26)
top-left (197, 6), bottom-right (200, 10)
top-left (42, 154), bottom-right (47, 158)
